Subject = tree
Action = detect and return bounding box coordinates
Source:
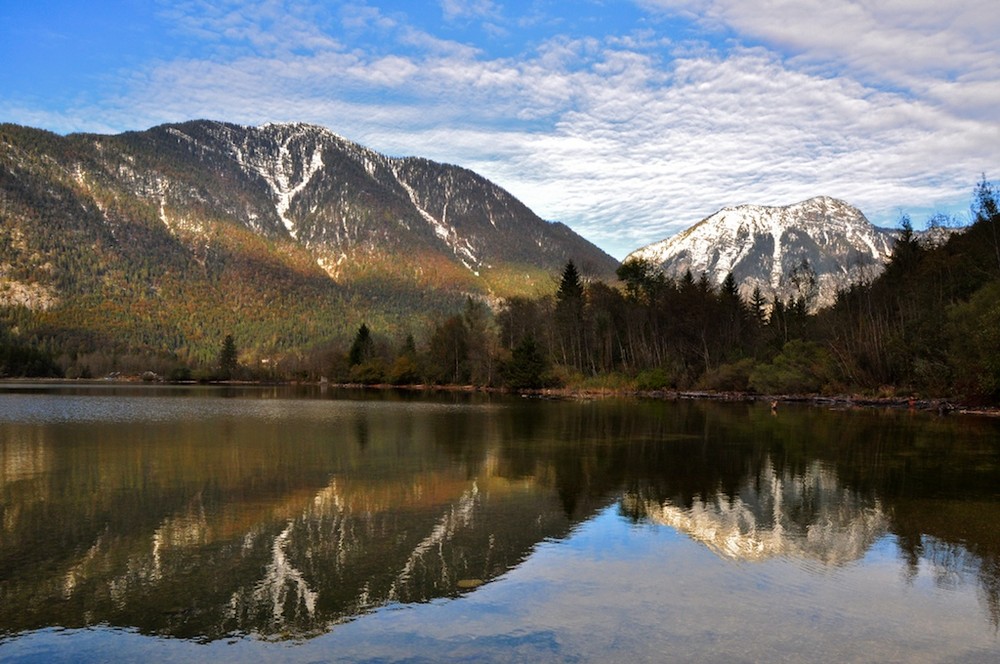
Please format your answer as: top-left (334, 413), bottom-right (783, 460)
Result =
top-left (555, 260), bottom-right (586, 370)
top-left (557, 260), bottom-right (584, 301)
top-left (884, 214), bottom-right (923, 280)
top-left (788, 258), bottom-right (818, 312)
top-left (947, 279), bottom-right (1000, 400)
top-left (497, 296), bottom-right (550, 351)
top-left (749, 286), bottom-right (768, 324)
top-left (720, 272), bottom-right (739, 299)
top-left (427, 315), bottom-right (469, 384)
top-left (463, 297), bottom-right (495, 386)
top-left (218, 334), bottom-right (238, 379)
top-left (385, 334), bottom-right (420, 385)
top-left (348, 323), bottom-right (373, 366)
top-left (616, 257), bottom-right (661, 302)
top-left (502, 336), bottom-right (548, 389)
top-left (716, 271), bottom-right (746, 364)
top-left (972, 175), bottom-right (1000, 273)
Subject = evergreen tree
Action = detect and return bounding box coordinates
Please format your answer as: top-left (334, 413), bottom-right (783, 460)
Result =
top-left (218, 334), bottom-right (238, 379)
top-left (884, 214), bottom-right (923, 279)
top-left (749, 286), bottom-right (768, 324)
top-left (557, 260), bottom-right (584, 301)
top-left (348, 324), bottom-right (373, 366)
top-left (616, 257), bottom-right (660, 302)
top-left (555, 260), bottom-right (586, 370)
top-left (502, 336), bottom-right (548, 389)
top-left (721, 272), bottom-right (739, 299)
top-left (681, 269), bottom-right (695, 289)
top-left (716, 271), bottom-right (746, 363)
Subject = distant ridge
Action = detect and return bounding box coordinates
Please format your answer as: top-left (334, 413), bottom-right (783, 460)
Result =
top-left (626, 196), bottom-right (959, 310)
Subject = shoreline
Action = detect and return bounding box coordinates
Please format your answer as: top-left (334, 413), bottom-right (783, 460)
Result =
top-left (4, 376), bottom-right (998, 417)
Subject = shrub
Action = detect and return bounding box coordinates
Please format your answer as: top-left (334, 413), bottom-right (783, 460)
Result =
top-left (349, 360), bottom-right (385, 385)
top-left (387, 355), bottom-right (421, 385)
top-left (697, 358), bottom-right (757, 392)
top-left (749, 340), bottom-right (835, 394)
top-left (636, 367), bottom-right (672, 391)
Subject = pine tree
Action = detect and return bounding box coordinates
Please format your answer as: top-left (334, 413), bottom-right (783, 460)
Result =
top-left (218, 334), bottom-right (238, 379)
top-left (749, 286), bottom-right (767, 324)
top-left (720, 272), bottom-right (738, 298)
top-left (348, 324), bottom-right (374, 366)
top-left (555, 260), bottom-right (586, 370)
top-left (557, 260), bottom-right (584, 301)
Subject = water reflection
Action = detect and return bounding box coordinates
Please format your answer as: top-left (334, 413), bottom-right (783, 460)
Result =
top-left (1, 387), bottom-right (1000, 646)
top-left (622, 458), bottom-right (889, 564)
top-left (0, 391), bottom-right (575, 641)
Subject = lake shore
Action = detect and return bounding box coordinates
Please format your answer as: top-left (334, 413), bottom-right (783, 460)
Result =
top-left (293, 381), bottom-right (1000, 417)
top-left (4, 376), bottom-right (998, 417)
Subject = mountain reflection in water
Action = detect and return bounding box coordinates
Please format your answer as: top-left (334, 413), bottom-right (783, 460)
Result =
top-left (622, 459), bottom-right (889, 564)
top-left (2, 386), bottom-right (1000, 647)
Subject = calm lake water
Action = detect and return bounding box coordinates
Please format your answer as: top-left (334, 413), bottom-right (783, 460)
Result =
top-left (1, 384), bottom-right (999, 662)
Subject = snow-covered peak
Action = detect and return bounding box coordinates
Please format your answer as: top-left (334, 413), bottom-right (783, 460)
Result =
top-left (627, 197), bottom-right (896, 310)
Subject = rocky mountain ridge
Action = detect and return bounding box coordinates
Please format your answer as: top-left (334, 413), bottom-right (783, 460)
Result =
top-left (118, 120), bottom-right (616, 280)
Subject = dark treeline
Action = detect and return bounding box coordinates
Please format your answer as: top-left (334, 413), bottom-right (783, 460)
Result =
top-left (4, 179), bottom-right (1000, 404)
top-left (311, 178), bottom-right (1000, 403)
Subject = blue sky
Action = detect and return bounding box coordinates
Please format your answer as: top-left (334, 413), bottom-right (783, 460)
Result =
top-left (2, 1), bottom-right (998, 258)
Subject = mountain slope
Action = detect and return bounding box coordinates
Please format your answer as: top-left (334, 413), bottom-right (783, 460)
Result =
top-left (0, 120), bottom-right (617, 363)
top-left (626, 196), bottom-right (955, 310)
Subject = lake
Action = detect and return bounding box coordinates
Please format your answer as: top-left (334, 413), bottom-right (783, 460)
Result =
top-left (1, 384), bottom-right (999, 662)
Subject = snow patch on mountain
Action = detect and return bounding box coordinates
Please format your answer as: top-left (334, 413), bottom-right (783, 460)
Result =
top-left (226, 125), bottom-right (326, 240)
top-left (280, 144), bottom-right (323, 239)
top-left (392, 166), bottom-right (481, 274)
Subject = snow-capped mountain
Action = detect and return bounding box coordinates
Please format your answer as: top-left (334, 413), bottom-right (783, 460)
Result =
top-left (626, 196), bottom-right (948, 310)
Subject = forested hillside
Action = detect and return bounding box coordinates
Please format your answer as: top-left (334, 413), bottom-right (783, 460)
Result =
top-left (0, 121), bottom-right (615, 377)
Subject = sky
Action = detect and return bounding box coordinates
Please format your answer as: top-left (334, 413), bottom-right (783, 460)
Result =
top-left (2, 1), bottom-right (998, 259)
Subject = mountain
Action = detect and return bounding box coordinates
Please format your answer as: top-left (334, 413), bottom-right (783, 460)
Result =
top-left (625, 196), bottom-right (959, 311)
top-left (0, 120), bottom-right (616, 363)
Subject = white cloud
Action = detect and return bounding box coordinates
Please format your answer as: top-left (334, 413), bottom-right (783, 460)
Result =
top-left (440, 0), bottom-right (499, 22)
top-left (428, 42), bottom-right (996, 256)
top-left (639, 1), bottom-right (1000, 112)
top-left (9, 1), bottom-right (996, 259)
top-left (158, 0), bottom-right (341, 55)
